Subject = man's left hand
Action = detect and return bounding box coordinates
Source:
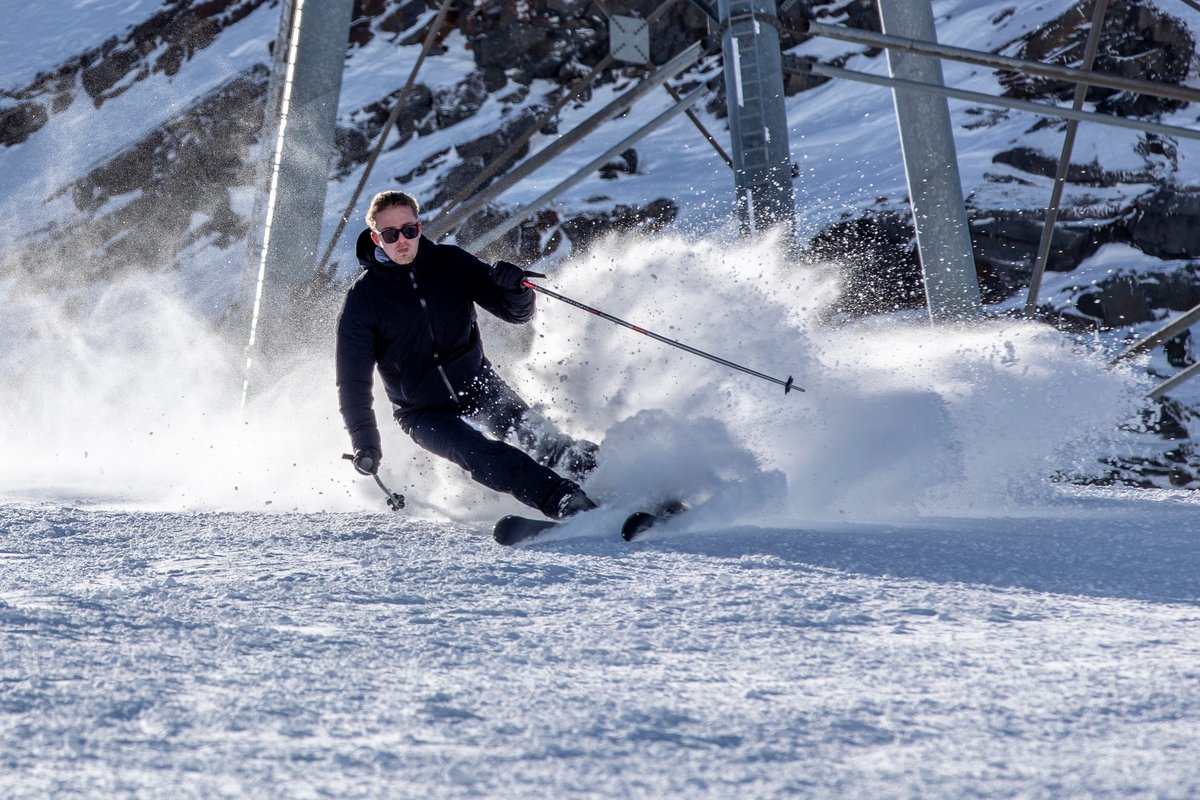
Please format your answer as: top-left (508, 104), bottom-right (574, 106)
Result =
top-left (490, 260), bottom-right (528, 291)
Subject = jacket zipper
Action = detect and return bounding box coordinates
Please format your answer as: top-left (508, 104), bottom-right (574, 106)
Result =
top-left (407, 266), bottom-right (459, 405)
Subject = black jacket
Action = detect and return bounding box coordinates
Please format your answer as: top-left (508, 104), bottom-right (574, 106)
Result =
top-left (336, 229), bottom-right (535, 451)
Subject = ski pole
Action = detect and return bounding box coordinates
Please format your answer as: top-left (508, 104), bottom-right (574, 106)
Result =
top-left (521, 275), bottom-right (803, 395)
top-left (342, 454), bottom-right (406, 511)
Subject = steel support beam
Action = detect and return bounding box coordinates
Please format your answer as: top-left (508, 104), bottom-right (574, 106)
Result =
top-left (1112, 306), bottom-right (1200, 365)
top-left (878, 0), bottom-right (981, 322)
top-left (243, 0), bottom-right (354, 395)
top-left (719, 0), bottom-right (795, 237)
top-left (784, 58), bottom-right (1200, 143)
top-left (424, 41), bottom-right (705, 242)
top-left (1024, 0), bottom-right (1110, 317)
top-left (792, 18), bottom-right (1200, 106)
top-left (463, 84), bottom-right (709, 252)
top-left (1149, 359), bottom-right (1200, 400)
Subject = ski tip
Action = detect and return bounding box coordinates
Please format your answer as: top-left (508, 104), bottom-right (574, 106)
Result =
top-left (493, 515), bottom-right (524, 546)
top-left (621, 512), bottom-right (657, 541)
top-left (622, 499), bottom-right (689, 542)
top-left (493, 515), bottom-right (559, 546)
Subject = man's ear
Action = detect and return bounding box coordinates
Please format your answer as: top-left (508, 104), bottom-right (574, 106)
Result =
top-left (369, 231), bottom-right (381, 246)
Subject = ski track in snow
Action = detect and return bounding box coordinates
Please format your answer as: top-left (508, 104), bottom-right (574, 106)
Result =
top-left (2, 493), bottom-right (1199, 799)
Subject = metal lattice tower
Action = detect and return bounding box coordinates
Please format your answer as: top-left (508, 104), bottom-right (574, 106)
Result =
top-left (719, 0), bottom-right (795, 237)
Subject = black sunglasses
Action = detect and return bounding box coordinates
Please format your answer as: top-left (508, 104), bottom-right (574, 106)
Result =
top-left (378, 223), bottom-right (420, 243)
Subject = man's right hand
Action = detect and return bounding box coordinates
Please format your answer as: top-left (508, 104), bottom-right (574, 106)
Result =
top-left (352, 447), bottom-right (382, 476)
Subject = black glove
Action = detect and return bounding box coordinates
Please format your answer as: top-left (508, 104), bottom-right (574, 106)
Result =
top-left (490, 260), bottom-right (528, 291)
top-left (351, 447), bottom-right (381, 476)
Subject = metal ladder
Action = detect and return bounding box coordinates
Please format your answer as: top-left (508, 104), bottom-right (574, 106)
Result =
top-left (720, 0), bottom-right (794, 234)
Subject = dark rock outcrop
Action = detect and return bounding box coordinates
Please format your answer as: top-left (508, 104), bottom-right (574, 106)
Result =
top-left (599, 148), bottom-right (638, 179)
top-left (991, 147), bottom-right (1160, 187)
top-left (455, 198), bottom-right (679, 264)
top-left (558, 199), bottom-right (679, 252)
top-left (998, 0), bottom-right (1194, 116)
top-left (969, 210), bottom-right (1117, 280)
top-left (457, 206), bottom-right (563, 265)
top-left (1128, 188), bottom-right (1200, 260)
top-left (0, 0), bottom-right (269, 147)
top-left (809, 212), bottom-right (925, 315)
top-left (427, 105), bottom-right (547, 208)
top-left (32, 66), bottom-right (269, 284)
top-left (0, 102), bottom-right (49, 147)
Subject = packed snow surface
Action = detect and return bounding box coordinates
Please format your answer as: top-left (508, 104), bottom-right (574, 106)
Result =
top-left (3, 490), bottom-right (1200, 799)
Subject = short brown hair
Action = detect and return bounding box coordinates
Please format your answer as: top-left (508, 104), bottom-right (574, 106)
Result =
top-left (366, 191), bottom-right (420, 230)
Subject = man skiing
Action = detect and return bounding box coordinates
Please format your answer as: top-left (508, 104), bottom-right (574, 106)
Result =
top-left (336, 190), bottom-right (599, 520)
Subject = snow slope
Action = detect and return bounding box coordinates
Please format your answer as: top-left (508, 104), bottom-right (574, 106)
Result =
top-left (3, 1), bottom-right (1200, 797)
top-left (3, 488), bottom-right (1199, 799)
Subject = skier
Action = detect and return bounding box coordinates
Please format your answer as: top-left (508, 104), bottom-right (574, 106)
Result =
top-left (336, 190), bottom-right (599, 520)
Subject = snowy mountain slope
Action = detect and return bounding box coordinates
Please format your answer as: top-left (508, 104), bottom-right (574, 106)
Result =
top-left (2, 488), bottom-right (1199, 799)
top-left (2, 3), bottom-right (1200, 796)
top-left (5, 1), bottom-right (1196, 302)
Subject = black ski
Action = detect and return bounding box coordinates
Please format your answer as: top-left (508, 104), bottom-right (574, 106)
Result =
top-left (621, 499), bottom-right (688, 541)
top-left (493, 515), bottom-right (559, 546)
top-left (493, 500), bottom-right (688, 546)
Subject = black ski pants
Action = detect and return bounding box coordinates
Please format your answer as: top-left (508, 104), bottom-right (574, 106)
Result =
top-left (399, 370), bottom-right (584, 516)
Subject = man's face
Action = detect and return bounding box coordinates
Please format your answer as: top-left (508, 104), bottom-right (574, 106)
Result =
top-left (370, 204), bottom-right (421, 265)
